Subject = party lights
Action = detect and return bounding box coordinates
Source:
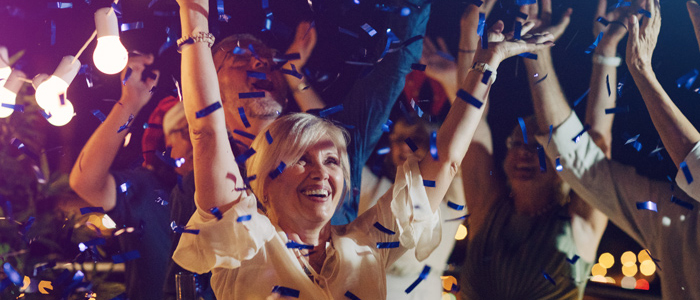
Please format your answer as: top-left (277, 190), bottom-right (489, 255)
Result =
top-left (93, 7), bottom-right (128, 74)
top-left (34, 56), bottom-right (80, 112)
top-left (0, 70), bottom-right (27, 118)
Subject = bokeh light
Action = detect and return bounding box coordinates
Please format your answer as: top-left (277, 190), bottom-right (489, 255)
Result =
top-left (441, 276), bottom-right (457, 291)
top-left (621, 251), bottom-right (636, 267)
top-left (640, 260), bottom-right (656, 276)
top-left (591, 263), bottom-right (607, 277)
top-left (621, 276), bottom-right (636, 289)
top-left (622, 264), bottom-right (638, 277)
top-left (454, 224), bottom-right (467, 240)
top-left (638, 249), bottom-right (652, 262)
top-left (635, 279), bottom-right (650, 290)
top-left (599, 252), bottom-right (614, 268)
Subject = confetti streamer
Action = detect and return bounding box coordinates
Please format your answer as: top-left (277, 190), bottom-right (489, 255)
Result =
top-left (676, 69), bottom-right (698, 89)
top-left (122, 67), bottom-right (132, 86)
top-left (430, 131), bottom-right (438, 160)
top-left (233, 129), bottom-right (256, 140)
top-left (514, 22), bottom-right (523, 40)
top-left (573, 88), bottom-right (590, 107)
top-left (377, 241), bottom-right (400, 249)
top-left (120, 21), bottom-right (144, 32)
top-left (376, 147), bottom-right (390, 155)
top-left (338, 27), bottom-right (360, 38)
top-left (542, 271), bottom-right (556, 285)
top-left (286, 240), bottom-right (314, 250)
top-left (535, 73), bottom-right (548, 84)
top-left (80, 207), bottom-right (105, 214)
top-left (606, 74), bottom-right (611, 97)
top-left (636, 201), bottom-right (658, 212)
top-left (48, 2), bottom-right (73, 9)
top-left (409, 99), bottom-right (424, 117)
top-left (112, 250), bottom-right (141, 264)
top-left (517, 52), bottom-right (538, 59)
top-left (1, 103), bottom-right (23, 112)
top-left (216, 0), bottom-right (230, 21)
top-left (670, 195), bottom-right (694, 210)
top-left (477, 13), bottom-right (486, 36)
top-left (404, 138), bottom-right (418, 152)
top-left (447, 201), bottom-right (464, 211)
top-left (457, 89), bottom-right (483, 108)
top-left (604, 106), bottom-right (629, 114)
top-left (246, 71), bottom-right (266, 79)
top-left (271, 286), bottom-right (300, 298)
top-left (423, 180), bottom-right (436, 187)
top-left (555, 157), bottom-right (563, 171)
top-left (518, 117), bottom-right (528, 144)
top-left (265, 130), bottom-right (273, 144)
top-left (237, 215), bottom-right (252, 222)
top-left (239, 92), bottom-right (265, 99)
top-left (159, 27), bottom-right (178, 55)
top-left (405, 266), bottom-right (431, 293)
top-left (644, 249), bottom-right (662, 270)
top-left (319, 104), bottom-right (344, 118)
top-left (566, 255), bottom-right (580, 264)
top-left (445, 214), bottom-right (470, 222)
top-left (209, 207), bottom-right (223, 220)
top-left (170, 221), bottom-right (200, 234)
top-left (596, 17), bottom-right (610, 26)
top-left (637, 8), bottom-right (651, 18)
top-left (91, 109), bottom-right (106, 122)
top-left (235, 147), bottom-right (256, 164)
top-left (196, 102), bottom-right (222, 119)
top-left (269, 161), bottom-right (286, 179)
top-left (571, 124), bottom-right (591, 143)
top-left (680, 161), bottom-right (693, 184)
top-left (373, 222), bottom-right (396, 235)
top-left (585, 32), bottom-right (604, 54)
top-left (117, 114), bottom-right (135, 133)
top-left (143, 123), bottom-right (162, 129)
top-left (238, 107), bottom-right (251, 128)
top-left (411, 63), bottom-right (426, 71)
top-left (344, 291), bottom-right (361, 300)
top-left (361, 23), bottom-right (377, 36)
top-left (537, 145), bottom-right (547, 172)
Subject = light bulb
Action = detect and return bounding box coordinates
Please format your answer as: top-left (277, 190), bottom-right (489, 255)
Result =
top-left (35, 56), bottom-right (80, 111)
top-left (0, 69), bottom-right (26, 118)
top-left (93, 7), bottom-right (128, 74)
top-left (45, 99), bottom-right (74, 127)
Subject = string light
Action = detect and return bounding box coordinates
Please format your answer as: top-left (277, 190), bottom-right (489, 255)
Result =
top-left (93, 7), bottom-right (128, 74)
top-left (0, 70), bottom-right (26, 118)
top-left (34, 56), bottom-right (80, 112)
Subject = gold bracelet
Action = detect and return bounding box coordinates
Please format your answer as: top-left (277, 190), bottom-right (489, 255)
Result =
top-left (177, 32), bottom-right (215, 53)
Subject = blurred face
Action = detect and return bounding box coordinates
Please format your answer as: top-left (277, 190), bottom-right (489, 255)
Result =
top-left (214, 38), bottom-right (288, 123)
top-left (266, 137), bottom-right (345, 227)
top-left (165, 119), bottom-right (194, 176)
top-left (503, 129), bottom-right (560, 192)
top-left (389, 122), bottom-right (428, 167)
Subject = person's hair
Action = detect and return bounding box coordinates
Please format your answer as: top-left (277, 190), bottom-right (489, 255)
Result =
top-left (246, 113), bottom-right (351, 211)
top-left (212, 33), bottom-right (277, 73)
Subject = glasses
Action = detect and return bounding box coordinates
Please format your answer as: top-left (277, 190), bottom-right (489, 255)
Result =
top-left (506, 136), bottom-right (540, 153)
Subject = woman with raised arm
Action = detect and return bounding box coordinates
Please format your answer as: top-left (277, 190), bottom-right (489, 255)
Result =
top-left (172, 0), bottom-right (553, 298)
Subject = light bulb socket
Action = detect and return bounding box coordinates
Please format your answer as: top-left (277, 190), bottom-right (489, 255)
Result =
top-left (95, 7), bottom-right (120, 39)
top-left (53, 56), bottom-right (81, 86)
top-left (4, 69), bottom-right (26, 94)
top-left (0, 46), bottom-right (8, 68)
top-left (32, 73), bottom-right (50, 90)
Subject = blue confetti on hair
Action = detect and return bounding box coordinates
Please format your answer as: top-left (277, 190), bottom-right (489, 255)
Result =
top-left (423, 180), bottom-right (436, 187)
top-left (246, 71), bottom-right (267, 80)
top-left (238, 107), bottom-right (251, 128)
top-left (405, 265), bottom-right (431, 293)
top-left (361, 23), bottom-right (377, 37)
top-left (411, 63), bottom-right (426, 71)
top-left (555, 157), bottom-right (563, 171)
top-left (517, 52), bottom-right (538, 60)
top-left (344, 291), bottom-right (361, 300)
top-left (447, 201), bottom-right (464, 211)
top-left (514, 21), bottom-right (522, 40)
top-left (1, 103), bottom-right (24, 112)
top-left (404, 138), bottom-right (418, 152)
top-left (319, 104), bottom-right (344, 118)
top-left (373, 222), bottom-right (396, 235)
top-left (91, 109), bottom-right (106, 123)
top-left (269, 161), bottom-right (286, 179)
top-left (676, 69), bottom-right (698, 89)
top-left (573, 88), bottom-right (590, 107)
top-left (605, 106), bottom-right (629, 114)
top-left (518, 117), bottom-right (528, 144)
top-left (271, 286), bottom-right (300, 298)
top-left (195, 102), bottom-right (222, 119)
top-left (636, 201), bottom-right (658, 212)
top-left (571, 124), bottom-right (591, 143)
top-left (430, 131), bottom-right (438, 160)
top-left (237, 214), bottom-right (252, 222)
top-left (209, 207), bottom-right (223, 220)
top-left (80, 207), bottom-right (105, 215)
top-left (637, 8), bottom-right (651, 18)
top-left (542, 271), bottom-right (556, 285)
top-left (537, 145), bottom-right (547, 172)
top-left (120, 21), bottom-right (144, 32)
top-left (680, 161), bottom-right (693, 184)
top-left (535, 73), bottom-right (548, 84)
top-left (235, 147), bottom-right (256, 164)
top-left (117, 114), bottom-right (135, 133)
top-left (585, 32), bottom-right (604, 54)
top-left (457, 89), bottom-right (483, 109)
top-left (233, 129), bottom-right (256, 140)
top-left (286, 240), bottom-right (314, 250)
top-left (265, 130), bottom-right (273, 144)
top-left (377, 147), bottom-right (390, 155)
top-left (670, 195), bottom-right (694, 210)
top-left (112, 250), bottom-right (140, 263)
top-left (566, 255), bottom-right (580, 264)
top-left (377, 241), bottom-right (400, 249)
top-left (239, 92), bottom-right (266, 99)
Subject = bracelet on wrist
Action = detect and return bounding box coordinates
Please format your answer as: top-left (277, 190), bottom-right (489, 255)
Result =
top-left (469, 62), bottom-right (497, 84)
top-left (177, 32), bottom-right (215, 53)
top-left (592, 54), bottom-right (622, 67)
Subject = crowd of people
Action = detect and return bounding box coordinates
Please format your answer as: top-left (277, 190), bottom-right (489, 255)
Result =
top-left (50, 0), bottom-right (700, 298)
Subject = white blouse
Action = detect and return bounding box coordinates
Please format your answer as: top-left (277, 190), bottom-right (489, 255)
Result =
top-left (173, 157), bottom-right (442, 299)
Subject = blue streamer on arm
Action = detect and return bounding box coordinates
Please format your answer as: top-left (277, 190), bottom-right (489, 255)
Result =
top-left (457, 89), bottom-right (483, 109)
top-left (636, 201), bottom-right (658, 212)
top-left (680, 161), bottom-right (694, 184)
top-left (195, 102), bottom-right (222, 118)
top-left (405, 266), bottom-right (431, 293)
top-left (585, 32), bottom-right (604, 54)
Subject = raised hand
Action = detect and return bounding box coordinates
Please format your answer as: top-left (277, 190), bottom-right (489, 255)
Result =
top-left (594, 0), bottom-right (645, 55)
top-left (518, 0), bottom-right (572, 42)
top-left (421, 36), bottom-right (457, 86)
top-left (688, 0), bottom-right (700, 52)
top-left (474, 20), bottom-right (555, 66)
top-left (285, 21), bottom-right (317, 69)
top-left (625, 0), bottom-right (661, 74)
top-left (120, 53), bottom-right (160, 109)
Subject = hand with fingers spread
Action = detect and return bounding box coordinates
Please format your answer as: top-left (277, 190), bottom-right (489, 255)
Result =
top-left (593, 0), bottom-right (644, 56)
top-left (285, 21), bottom-right (317, 70)
top-left (474, 20), bottom-right (555, 67)
top-left (518, 0), bottom-right (572, 42)
top-left (625, 0), bottom-right (661, 74)
top-left (421, 36), bottom-right (457, 90)
top-left (120, 53), bottom-right (160, 109)
top-left (688, 0), bottom-right (700, 51)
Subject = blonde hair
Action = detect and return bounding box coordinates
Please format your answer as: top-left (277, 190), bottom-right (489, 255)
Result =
top-left (246, 113), bottom-right (351, 210)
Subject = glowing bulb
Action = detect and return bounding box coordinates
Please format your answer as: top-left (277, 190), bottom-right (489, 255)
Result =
top-left (35, 56), bottom-right (80, 111)
top-left (454, 224), bottom-right (468, 240)
top-left (93, 7), bottom-right (128, 74)
top-left (44, 99), bottom-right (74, 127)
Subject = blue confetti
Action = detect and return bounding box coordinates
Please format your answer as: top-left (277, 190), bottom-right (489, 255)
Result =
top-left (237, 214), bottom-right (252, 222)
top-left (80, 207), bottom-right (105, 214)
top-left (112, 250), bottom-right (140, 263)
top-left (239, 92), bottom-right (266, 99)
top-left (382, 120), bottom-right (393, 132)
top-left (122, 67), bottom-right (132, 86)
top-left (82, 237), bottom-right (106, 248)
top-left (457, 89), bottom-right (483, 109)
top-left (269, 161), bottom-right (286, 179)
top-left (143, 123), bottom-right (162, 129)
top-left (120, 21), bottom-right (144, 32)
top-left (555, 157), bottom-right (563, 171)
top-left (518, 117), bottom-right (528, 144)
top-left (158, 27), bottom-right (178, 55)
top-left (50, 20), bottom-right (56, 45)
top-left (59, 93), bottom-right (66, 105)
top-left (404, 138), bottom-right (418, 152)
top-left (615, 0), bottom-right (632, 8)
top-left (481, 70), bottom-right (493, 84)
top-left (376, 241), bottom-right (400, 249)
top-left (477, 13), bottom-right (486, 37)
top-left (286, 240), bottom-right (314, 250)
top-left (596, 17), bottom-right (610, 26)
top-left (48, 2), bottom-right (73, 9)
top-left (319, 104), bottom-right (344, 118)
top-left (606, 75), bottom-right (611, 97)
top-left (644, 249), bottom-right (662, 271)
top-left (2, 263), bottom-right (22, 286)
top-left (636, 201), bottom-right (658, 212)
top-left (265, 130), bottom-right (273, 144)
top-left (637, 8), bottom-right (651, 18)
top-left (537, 145), bottom-right (547, 172)
top-left (670, 195), bottom-right (694, 210)
top-left (238, 107), bottom-right (251, 128)
top-left (573, 88), bottom-right (590, 107)
top-left (548, 125), bottom-right (553, 145)
top-left (117, 114), bottom-right (135, 133)
top-left (516, 0), bottom-right (537, 5)
top-left (676, 69), bottom-right (698, 89)
top-left (216, 0), bottom-right (230, 21)
top-left (281, 64), bottom-right (303, 80)
top-left (423, 180), bottom-right (436, 187)
top-left (246, 71), bottom-right (266, 80)
top-left (585, 32), bottom-right (604, 54)
top-left (1, 103), bottom-right (23, 112)
top-left (411, 63), bottom-right (426, 71)
top-left (210, 207), bottom-right (223, 220)
top-left (271, 286), bottom-right (300, 298)
top-left (235, 147), bottom-right (256, 164)
top-left (196, 102), bottom-right (222, 119)
top-left (91, 109), bottom-right (106, 122)
top-left (233, 129), bottom-right (256, 140)
top-left (170, 221), bottom-right (200, 234)
top-left (605, 106), bottom-right (629, 114)
top-left (338, 27), bottom-right (360, 38)
top-left (409, 99), bottom-right (424, 117)
top-left (542, 271), bottom-right (556, 285)
top-left (377, 29), bottom-right (400, 63)
top-left (447, 201), bottom-right (464, 211)
top-left (373, 222), bottom-right (396, 235)
top-left (514, 22), bottom-right (523, 40)
top-left (435, 51), bottom-right (455, 62)
top-left (680, 161), bottom-right (693, 185)
top-left (535, 73), bottom-right (548, 84)
top-left (566, 255), bottom-right (580, 264)
top-left (361, 23), bottom-right (377, 36)
top-left (344, 291), bottom-right (361, 300)
top-left (119, 181), bottom-right (132, 193)
top-left (405, 265), bottom-right (431, 293)
top-left (430, 131), bottom-right (438, 160)
top-left (571, 124), bottom-right (591, 143)
top-left (376, 147), bottom-right (390, 155)
top-left (517, 52), bottom-right (538, 60)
